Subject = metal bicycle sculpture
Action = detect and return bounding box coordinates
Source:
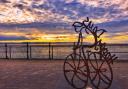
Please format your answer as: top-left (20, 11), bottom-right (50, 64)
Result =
top-left (63, 17), bottom-right (118, 89)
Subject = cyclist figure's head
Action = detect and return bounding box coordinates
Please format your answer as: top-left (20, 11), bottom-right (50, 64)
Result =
top-left (72, 17), bottom-right (90, 33)
top-left (72, 17), bottom-right (107, 47)
top-left (72, 21), bottom-right (83, 33)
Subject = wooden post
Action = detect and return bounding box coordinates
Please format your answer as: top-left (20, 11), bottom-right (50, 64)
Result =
top-left (9, 46), bottom-right (11, 59)
top-left (26, 43), bottom-right (29, 59)
top-left (30, 46), bottom-right (32, 59)
top-left (49, 42), bottom-right (51, 59)
top-left (5, 43), bottom-right (8, 59)
top-left (51, 45), bottom-right (53, 60)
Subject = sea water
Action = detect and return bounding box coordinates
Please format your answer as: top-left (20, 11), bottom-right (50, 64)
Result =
top-left (0, 43), bottom-right (127, 60)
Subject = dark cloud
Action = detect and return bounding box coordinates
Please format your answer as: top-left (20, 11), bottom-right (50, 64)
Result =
top-left (31, 0), bottom-right (125, 21)
top-left (0, 36), bottom-right (29, 40)
top-left (0, 0), bottom-right (10, 3)
top-left (31, 1), bottom-right (87, 19)
top-left (0, 22), bottom-right (70, 29)
top-left (97, 19), bottom-right (128, 33)
top-left (13, 4), bottom-right (24, 10)
top-left (0, 19), bottom-right (127, 34)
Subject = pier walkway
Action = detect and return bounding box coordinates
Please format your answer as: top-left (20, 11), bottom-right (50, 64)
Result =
top-left (0, 60), bottom-right (127, 89)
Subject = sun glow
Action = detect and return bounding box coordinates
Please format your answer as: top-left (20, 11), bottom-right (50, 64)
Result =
top-left (0, 32), bottom-right (127, 43)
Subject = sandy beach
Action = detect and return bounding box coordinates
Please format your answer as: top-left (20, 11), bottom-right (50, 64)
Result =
top-left (0, 60), bottom-right (127, 89)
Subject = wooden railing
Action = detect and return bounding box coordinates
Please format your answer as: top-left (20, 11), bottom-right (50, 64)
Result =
top-left (0, 42), bottom-right (128, 60)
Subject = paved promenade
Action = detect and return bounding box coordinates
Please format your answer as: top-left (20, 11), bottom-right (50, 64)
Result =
top-left (0, 60), bottom-right (127, 89)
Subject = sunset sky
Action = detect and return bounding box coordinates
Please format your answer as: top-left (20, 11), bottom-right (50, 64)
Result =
top-left (0, 0), bottom-right (128, 43)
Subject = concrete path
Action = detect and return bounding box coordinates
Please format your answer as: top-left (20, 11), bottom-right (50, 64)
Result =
top-left (0, 60), bottom-right (127, 89)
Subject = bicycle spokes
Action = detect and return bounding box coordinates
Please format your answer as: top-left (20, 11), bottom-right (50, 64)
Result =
top-left (63, 17), bottom-right (118, 89)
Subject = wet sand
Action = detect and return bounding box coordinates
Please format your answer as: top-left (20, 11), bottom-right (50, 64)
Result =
top-left (0, 60), bottom-right (127, 89)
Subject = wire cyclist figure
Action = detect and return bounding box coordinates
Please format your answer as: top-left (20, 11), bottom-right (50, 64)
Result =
top-left (63, 17), bottom-right (118, 89)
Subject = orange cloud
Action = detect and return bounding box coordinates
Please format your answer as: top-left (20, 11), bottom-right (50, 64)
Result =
top-left (0, 31), bottom-right (127, 43)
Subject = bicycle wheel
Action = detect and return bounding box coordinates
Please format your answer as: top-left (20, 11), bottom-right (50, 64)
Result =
top-left (63, 53), bottom-right (89, 89)
top-left (88, 52), bottom-right (113, 89)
